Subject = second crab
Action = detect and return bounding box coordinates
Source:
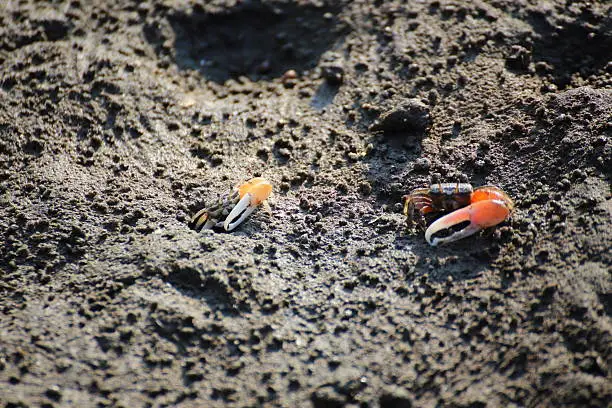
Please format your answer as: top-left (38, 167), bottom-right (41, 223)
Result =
top-left (404, 182), bottom-right (514, 246)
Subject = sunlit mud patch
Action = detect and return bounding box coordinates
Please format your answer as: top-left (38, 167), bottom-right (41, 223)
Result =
top-left (165, 1), bottom-right (346, 83)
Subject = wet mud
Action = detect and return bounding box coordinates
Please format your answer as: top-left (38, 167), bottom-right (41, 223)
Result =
top-left (1, 0), bottom-right (610, 407)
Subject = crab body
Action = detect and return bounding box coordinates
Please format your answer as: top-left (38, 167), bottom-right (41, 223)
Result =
top-left (404, 183), bottom-right (514, 246)
top-left (405, 183), bottom-right (474, 227)
top-left (190, 177), bottom-right (272, 232)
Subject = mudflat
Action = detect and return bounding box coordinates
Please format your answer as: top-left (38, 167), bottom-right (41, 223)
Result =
top-left (1, 1), bottom-right (610, 407)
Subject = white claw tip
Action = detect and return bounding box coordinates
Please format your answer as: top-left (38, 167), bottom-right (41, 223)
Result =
top-left (224, 193), bottom-right (256, 231)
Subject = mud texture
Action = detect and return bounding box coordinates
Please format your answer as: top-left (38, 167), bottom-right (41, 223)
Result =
top-left (1, 0), bottom-right (611, 407)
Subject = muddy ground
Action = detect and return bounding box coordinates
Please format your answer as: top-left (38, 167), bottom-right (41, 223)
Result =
top-left (0, 0), bottom-right (611, 407)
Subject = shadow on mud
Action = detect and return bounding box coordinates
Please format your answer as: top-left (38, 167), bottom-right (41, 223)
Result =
top-left (311, 81), bottom-right (340, 110)
top-left (165, 263), bottom-right (250, 316)
top-left (526, 10), bottom-right (612, 88)
top-left (149, 1), bottom-right (347, 83)
top-left (362, 98), bottom-right (433, 208)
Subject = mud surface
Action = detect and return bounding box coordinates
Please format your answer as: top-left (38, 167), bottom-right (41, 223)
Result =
top-left (1, 1), bottom-right (611, 407)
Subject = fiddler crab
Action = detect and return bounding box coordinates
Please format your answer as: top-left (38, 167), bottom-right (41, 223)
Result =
top-left (189, 177), bottom-right (272, 232)
top-left (404, 183), bottom-right (514, 246)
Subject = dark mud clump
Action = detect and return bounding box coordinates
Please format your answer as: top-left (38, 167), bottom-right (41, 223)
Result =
top-left (369, 98), bottom-right (431, 134)
top-left (1, 0), bottom-right (610, 407)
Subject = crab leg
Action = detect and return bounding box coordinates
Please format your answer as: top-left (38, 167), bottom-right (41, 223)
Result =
top-left (224, 178), bottom-right (272, 231)
top-left (425, 199), bottom-right (511, 246)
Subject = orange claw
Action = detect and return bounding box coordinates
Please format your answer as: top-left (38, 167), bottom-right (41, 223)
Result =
top-left (238, 177), bottom-right (272, 205)
top-left (225, 177), bottom-right (272, 231)
top-left (471, 186), bottom-right (514, 212)
top-left (424, 199), bottom-right (512, 246)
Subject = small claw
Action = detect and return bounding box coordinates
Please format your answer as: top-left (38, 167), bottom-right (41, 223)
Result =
top-left (190, 211), bottom-right (224, 232)
top-left (201, 219), bottom-right (220, 230)
top-left (190, 208), bottom-right (221, 231)
top-left (190, 208), bottom-right (209, 231)
top-left (425, 199), bottom-right (511, 246)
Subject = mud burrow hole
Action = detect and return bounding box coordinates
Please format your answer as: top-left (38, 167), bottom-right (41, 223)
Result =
top-left (528, 10), bottom-right (612, 87)
top-left (153, 1), bottom-right (345, 83)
